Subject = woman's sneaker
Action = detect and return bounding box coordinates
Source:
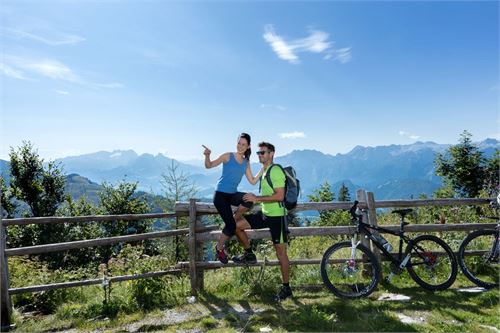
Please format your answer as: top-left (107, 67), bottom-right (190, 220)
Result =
top-left (215, 246), bottom-right (228, 264)
top-left (232, 251), bottom-right (257, 264)
top-left (273, 285), bottom-right (293, 301)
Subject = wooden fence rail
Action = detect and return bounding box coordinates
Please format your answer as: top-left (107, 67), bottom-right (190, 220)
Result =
top-left (0, 190), bottom-right (495, 328)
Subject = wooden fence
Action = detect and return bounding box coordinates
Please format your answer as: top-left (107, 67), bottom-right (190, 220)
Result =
top-left (0, 190), bottom-right (494, 328)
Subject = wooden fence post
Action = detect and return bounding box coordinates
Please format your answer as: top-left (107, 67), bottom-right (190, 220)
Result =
top-left (188, 199), bottom-right (198, 295)
top-left (195, 216), bottom-right (204, 291)
top-left (1, 218), bottom-right (12, 328)
top-left (366, 191), bottom-right (382, 267)
top-left (356, 189), bottom-right (371, 250)
top-left (175, 216), bottom-right (179, 262)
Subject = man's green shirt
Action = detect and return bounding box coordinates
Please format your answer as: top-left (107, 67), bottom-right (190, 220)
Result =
top-left (260, 164), bottom-right (287, 217)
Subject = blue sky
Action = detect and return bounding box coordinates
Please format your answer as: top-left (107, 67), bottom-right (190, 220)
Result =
top-left (1, 1), bottom-right (498, 162)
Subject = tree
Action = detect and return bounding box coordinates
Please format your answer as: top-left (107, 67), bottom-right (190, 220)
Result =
top-left (483, 150), bottom-right (499, 195)
top-left (1, 176), bottom-right (16, 218)
top-left (98, 180), bottom-right (150, 261)
top-left (55, 196), bottom-right (104, 267)
top-left (159, 160), bottom-right (198, 261)
top-left (338, 183), bottom-right (351, 202)
top-left (435, 131), bottom-right (486, 198)
top-left (308, 182), bottom-right (336, 226)
top-left (160, 160), bottom-right (198, 211)
top-left (99, 180), bottom-right (150, 237)
top-left (6, 142), bottom-right (68, 264)
top-left (9, 141), bottom-right (66, 217)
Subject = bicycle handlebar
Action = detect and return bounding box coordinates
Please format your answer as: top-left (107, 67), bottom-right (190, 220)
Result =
top-left (350, 200), bottom-right (360, 221)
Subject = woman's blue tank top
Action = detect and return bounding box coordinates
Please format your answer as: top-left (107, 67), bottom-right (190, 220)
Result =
top-left (215, 153), bottom-right (248, 193)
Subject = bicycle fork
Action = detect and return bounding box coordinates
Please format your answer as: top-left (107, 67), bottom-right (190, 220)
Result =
top-left (348, 234), bottom-right (362, 269)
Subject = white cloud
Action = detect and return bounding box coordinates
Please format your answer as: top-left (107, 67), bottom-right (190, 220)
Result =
top-left (398, 130), bottom-right (420, 140)
top-left (280, 131), bottom-right (306, 139)
top-left (0, 63), bottom-right (30, 80)
top-left (263, 25), bottom-right (299, 63)
top-left (260, 104), bottom-right (287, 111)
top-left (3, 27), bottom-right (85, 46)
top-left (25, 59), bottom-right (81, 82)
top-left (326, 47), bottom-right (352, 63)
top-left (54, 89), bottom-right (69, 95)
top-left (263, 25), bottom-right (350, 64)
top-left (1, 55), bottom-right (123, 89)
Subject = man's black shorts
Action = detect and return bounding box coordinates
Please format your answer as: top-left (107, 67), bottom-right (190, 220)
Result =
top-left (245, 211), bottom-right (288, 244)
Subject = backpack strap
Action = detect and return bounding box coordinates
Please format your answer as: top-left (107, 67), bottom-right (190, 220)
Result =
top-left (259, 164), bottom-right (276, 193)
top-left (260, 164), bottom-right (287, 211)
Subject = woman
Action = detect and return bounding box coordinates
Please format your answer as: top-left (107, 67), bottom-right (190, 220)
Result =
top-left (203, 133), bottom-right (263, 264)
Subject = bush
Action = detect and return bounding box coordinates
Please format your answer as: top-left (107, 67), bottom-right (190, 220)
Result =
top-left (105, 244), bottom-right (189, 311)
top-left (9, 257), bottom-right (91, 314)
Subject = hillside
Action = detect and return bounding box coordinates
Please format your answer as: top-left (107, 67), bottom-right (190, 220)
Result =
top-left (1, 139), bottom-right (498, 201)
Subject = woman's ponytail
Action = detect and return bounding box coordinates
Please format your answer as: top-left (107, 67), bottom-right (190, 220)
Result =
top-left (239, 132), bottom-right (251, 160)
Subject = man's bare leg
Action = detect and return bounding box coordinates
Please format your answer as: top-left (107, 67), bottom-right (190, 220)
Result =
top-left (274, 243), bottom-right (289, 284)
top-left (233, 205), bottom-right (248, 222)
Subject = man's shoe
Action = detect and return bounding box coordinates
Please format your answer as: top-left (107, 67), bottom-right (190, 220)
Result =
top-left (273, 285), bottom-right (293, 301)
top-left (215, 246), bottom-right (228, 264)
top-left (232, 252), bottom-right (257, 264)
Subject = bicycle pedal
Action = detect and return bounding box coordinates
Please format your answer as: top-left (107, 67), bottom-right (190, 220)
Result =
top-left (390, 263), bottom-right (403, 275)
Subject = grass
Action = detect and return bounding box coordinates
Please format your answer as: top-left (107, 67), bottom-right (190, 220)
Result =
top-left (7, 231), bottom-right (499, 332)
top-left (10, 265), bottom-right (499, 332)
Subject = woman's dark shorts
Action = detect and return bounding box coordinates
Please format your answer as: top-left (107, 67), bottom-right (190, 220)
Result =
top-left (213, 191), bottom-right (253, 236)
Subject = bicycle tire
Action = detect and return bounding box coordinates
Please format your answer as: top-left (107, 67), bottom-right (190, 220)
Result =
top-left (406, 235), bottom-right (458, 291)
top-left (321, 241), bottom-right (380, 298)
top-left (458, 229), bottom-right (499, 289)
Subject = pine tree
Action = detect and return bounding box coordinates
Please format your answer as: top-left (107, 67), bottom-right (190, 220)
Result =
top-left (338, 182), bottom-right (351, 201)
top-left (435, 131), bottom-right (486, 198)
top-left (308, 182), bottom-right (335, 225)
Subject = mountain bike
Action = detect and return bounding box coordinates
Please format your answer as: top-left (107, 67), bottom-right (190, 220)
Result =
top-left (457, 198), bottom-right (499, 289)
top-left (320, 201), bottom-right (458, 298)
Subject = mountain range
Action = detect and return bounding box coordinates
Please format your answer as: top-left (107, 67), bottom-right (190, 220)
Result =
top-left (1, 139), bottom-right (498, 201)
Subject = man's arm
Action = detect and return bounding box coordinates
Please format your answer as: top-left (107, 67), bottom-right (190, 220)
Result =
top-left (243, 187), bottom-right (284, 203)
top-left (244, 166), bottom-right (286, 203)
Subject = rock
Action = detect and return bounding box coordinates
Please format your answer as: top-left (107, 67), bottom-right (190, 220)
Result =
top-left (457, 287), bottom-right (487, 293)
top-left (396, 313), bottom-right (425, 324)
top-left (377, 293), bottom-right (411, 301)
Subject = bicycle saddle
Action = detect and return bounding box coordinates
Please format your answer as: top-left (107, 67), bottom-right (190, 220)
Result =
top-left (392, 208), bottom-right (413, 217)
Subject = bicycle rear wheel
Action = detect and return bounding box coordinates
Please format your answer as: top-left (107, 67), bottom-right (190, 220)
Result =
top-left (320, 241), bottom-right (380, 298)
top-left (407, 235), bottom-right (458, 291)
top-left (458, 229), bottom-right (499, 289)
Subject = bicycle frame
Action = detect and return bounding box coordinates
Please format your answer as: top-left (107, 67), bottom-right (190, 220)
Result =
top-left (354, 219), bottom-right (416, 270)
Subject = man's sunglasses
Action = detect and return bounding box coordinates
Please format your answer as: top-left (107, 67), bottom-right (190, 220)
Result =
top-left (256, 151), bottom-right (270, 155)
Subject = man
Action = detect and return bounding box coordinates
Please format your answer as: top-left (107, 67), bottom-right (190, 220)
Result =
top-left (233, 142), bottom-right (292, 301)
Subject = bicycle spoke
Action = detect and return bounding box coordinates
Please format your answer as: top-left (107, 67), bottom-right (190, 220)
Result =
top-left (407, 235), bottom-right (457, 291)
top-left (321, 241), bottom-right (380, 298)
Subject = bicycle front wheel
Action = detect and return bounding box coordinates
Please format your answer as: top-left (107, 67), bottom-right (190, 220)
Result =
top-left (458, 229), bottom-right (499, 289)
top-left (321, 241), bottom-right (380, 298)
top-left (407, 235), bottom-right (458, 291)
